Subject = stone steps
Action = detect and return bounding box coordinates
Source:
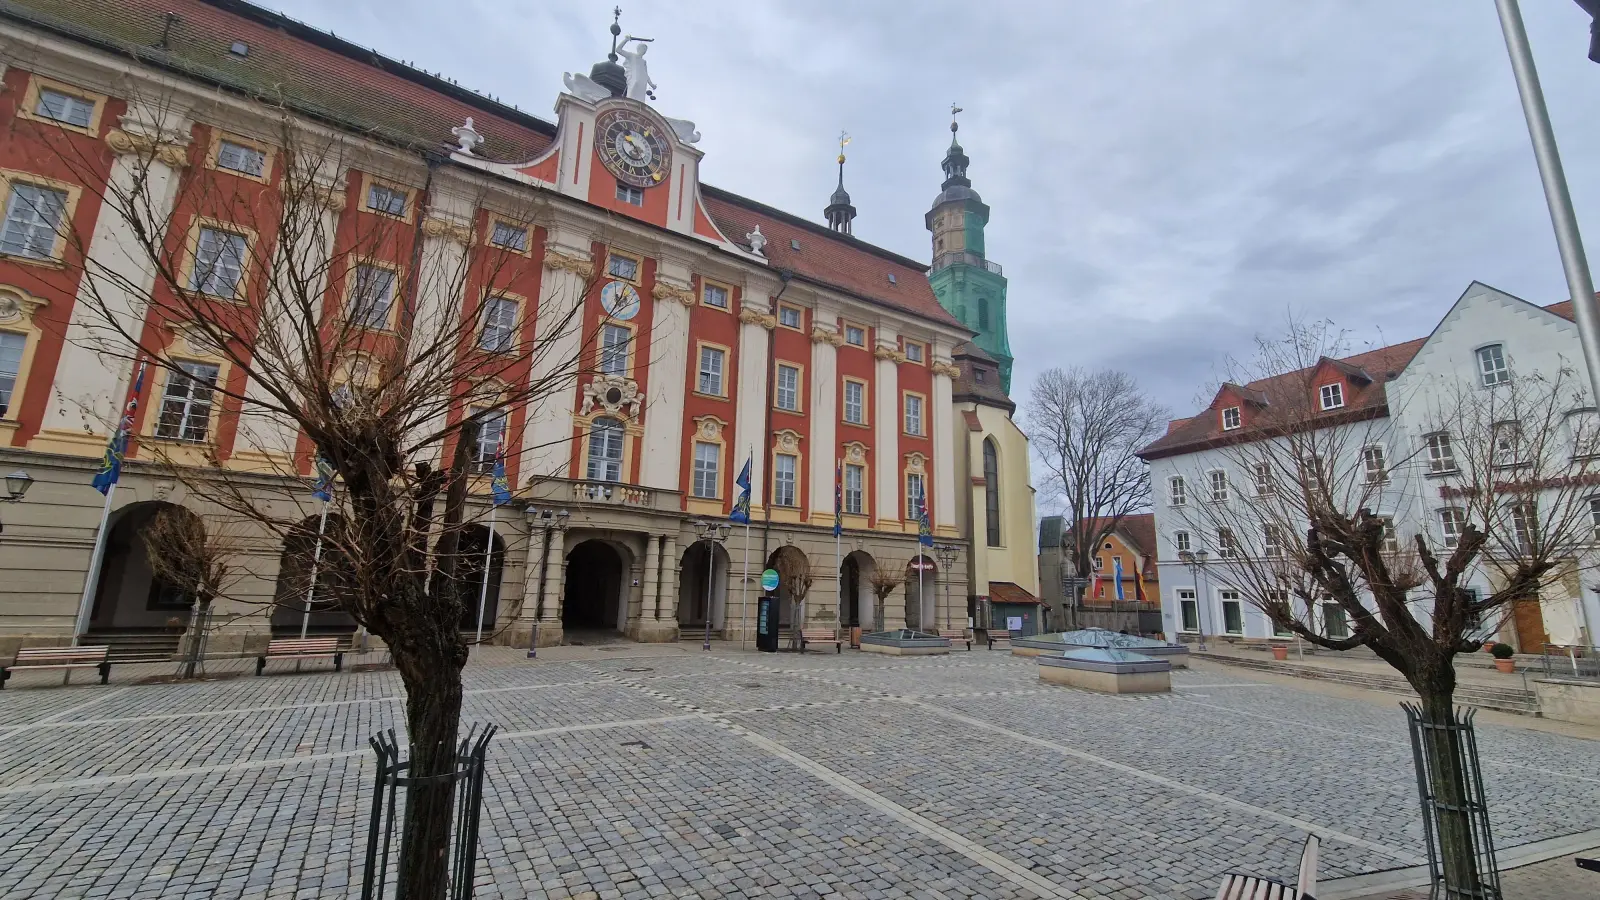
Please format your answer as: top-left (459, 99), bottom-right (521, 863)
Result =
top-left (1195, 653), bottom-right (1541, 715)
top-left (84, 630), bottom-right (182, 663)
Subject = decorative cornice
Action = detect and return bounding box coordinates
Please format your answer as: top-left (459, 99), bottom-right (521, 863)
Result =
top-left (651, 282), bottom-right (695, 307)
top-left (544, 247), bottom-right (595, 279)
top-left (422, 216), bottom-right (473, 245)
top-left (104, 128), bottom-right (189, 168)
top-left (931, 362), bottom-right (961, 379)
top-left (811, 326), bottom-right (846, 347)
top-left (738, 306), bottom-right (777, 330)
top-left (0, 288), bottom-right (46, 324)
top-left (843, 441), bottom-right (869, 465)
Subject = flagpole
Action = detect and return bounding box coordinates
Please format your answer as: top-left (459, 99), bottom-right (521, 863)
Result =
top-left (71, 487), bottom-right (118, 645)
top-left (475, 503), bottom-right (497, 645)
top-left (299, 498), bottom-right (330, 640)
top-left (73, 360), bottom-right (146, 646)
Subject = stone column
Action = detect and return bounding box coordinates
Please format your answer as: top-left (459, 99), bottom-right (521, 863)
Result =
top-left (511, 524), bottom-right (549, 647)
top-left (734, 277), bottom-right (777, 514)
top-left (643, 260), bottom-right (694, 490)
top-left (873, 331), bottom-right (903, 528)
top-left (931, 348), bottom-right (960, 537)
top-left (36, 114), bottom-right (192, 454)
top-left (808, 313), bottom-right (842, 524)
top-left (658, 534), bottom-right (678, 621)
top-left (523, 229), bottom-right (591, 480)
top-left (537, 526), bottom-right (567, 646)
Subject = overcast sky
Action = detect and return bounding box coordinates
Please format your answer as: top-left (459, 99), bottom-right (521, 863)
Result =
top-left (269, 0), bottom-right (1600, 418)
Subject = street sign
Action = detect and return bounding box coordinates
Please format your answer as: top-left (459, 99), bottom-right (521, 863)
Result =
top-left (909, 559), bottom-right (936, 572)
top-left (761, 568), bottom-right (780, 592)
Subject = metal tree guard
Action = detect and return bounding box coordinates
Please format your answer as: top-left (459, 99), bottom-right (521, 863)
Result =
top-left (363, 724), bottom-right (497, 900)
top-left (1402, 704), bottom-right (1501, 900)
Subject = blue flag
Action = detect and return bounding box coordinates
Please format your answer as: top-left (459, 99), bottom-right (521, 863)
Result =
top-left (490, 446), bottom-right (513, 506)
top-left (730, 457), bottom-right (752, 524)
top-left (92, 361), bottom-right (146, 495)
top-left (917, 500), bottom-right (934, 548)
top-left (1113, 556), bottom-right (1126, 602)
top-left (833, 460), bottom-right (843, 537)
top-left (312, 454), bottom-right (336, 502)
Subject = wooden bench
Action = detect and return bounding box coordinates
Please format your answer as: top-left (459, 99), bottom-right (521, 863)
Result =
top-left (1215, 834), bottom-right (1318, 900)
top-left (940, 628), bottom-right (971, 651)
top-left (986, 627), bottom-right (1014, 650)
top-left (2, 645), bottom-right (112, 689)
top-left (799, 628), bottom-right (842, 654)
top-left (256, 638), bottom-right (344, 675)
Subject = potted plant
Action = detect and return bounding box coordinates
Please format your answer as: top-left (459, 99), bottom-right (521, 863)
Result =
top-left (1271, 643), bottom-right (1290, 661)
top-left (1490, 642), bottom-right (1516, 673)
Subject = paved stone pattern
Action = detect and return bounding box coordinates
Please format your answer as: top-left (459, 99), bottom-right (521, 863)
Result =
top-left (1, 651), bottom-right (1598, 899)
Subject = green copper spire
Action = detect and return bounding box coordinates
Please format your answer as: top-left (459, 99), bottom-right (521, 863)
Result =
top-left (925, 106), bottom-right (1013, 392)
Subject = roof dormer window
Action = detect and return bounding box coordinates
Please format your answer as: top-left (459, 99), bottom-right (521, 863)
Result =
top-left (1221, 406), bottom-right (1241, 430)
top-left (1319, 383), bottom-right (1344, 410)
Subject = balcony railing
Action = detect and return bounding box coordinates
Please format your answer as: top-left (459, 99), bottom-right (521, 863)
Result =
top-left (931, 251), bottom-right (1002, 276)
top-left (524, 477), bottom-right (678, 512)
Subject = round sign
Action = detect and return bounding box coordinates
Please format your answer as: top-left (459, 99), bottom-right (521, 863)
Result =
top-left (760, 568), bottom-right (780, 592)
top-left (600, 281), bottom-right (641, 321)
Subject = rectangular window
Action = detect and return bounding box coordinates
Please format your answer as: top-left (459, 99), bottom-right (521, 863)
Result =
top-left (844, 325), bottom-right (866, 346)
top-left (1439, 507), bottom-right (1467, 549)
top-left (0, 331), bottom-right (24, 417)
top-left (1209, 470), bottom-right (1229, 502)
top-left (698, 345), bottom-right (725, 396)
top-left (479, 296), bottom-right (518, 352)
top-left (615, 184), bottom-right (644, 206)
top-left (366, 182), bottom-right (408, 217)
top-left (1571, 410), bottom-right (1600, 458)
top-left (154, 362), bottom-right (220, 442)
top-left (607, 253), bottom-right (639, 282)
top-left (1427, 432), bottom-right (1457, 474)
top-left (1254, 461), bottom-right (1275, 496)
top-left (1267, 590), bottom-right (1294, 637)
top-left (1178, 589), bottom-right (1199, 633)
top-left (1220, 590), bottom-right (1244, 635)
top-left (1263, 524), bottom-right (1284, 559)
top-left (1363, 444), bottom-right (1388, 484)
top-left (0, 183), bottom-right (68, 260)
top-left (586, 419), bottom-right (624, 481)
top-left (189, 226), bottom-right (247, 296)
top-left (778, 305), bottom-right (802, 329)
top-left (906, 472), bottom-right (926, 520)
top-left (903, 394), bottom-right (924, 435)
top-left (215, 140), bottom-right (266, 177)
top-left (599, 324), bottom-right (630, 375)
top-left (1217, 527), bottom-right (1239, 559)
top-left (702, 283), bottom-right (729, 309)
top-left (1493, 421), bottom-right (1525, 467)
top-left (775, 364), bottom-right (800, 411)
top-left (489, 221), bottom-right (528, 252)
top-left (1222, 406), bottom-right (1241, 430)
top-left (843, 380), bottom-right (865, 424)
top-left (1478, 344), bottom-right (1509, 387)
top-left (1591, 497), bottom-right (1600, 543)
top-left (844, 463), bottom-right (864, 515)
top-left (1174, 530), bottom-right (1191, 554)
top-left (35, 87), bottom-right (94, 128)
top-left (1169, 475), bottom-right (1187, 506)
top-left (1319, 383), bottom-right (1344, 410)
top-left (975, 369), bottom-right (987, 383)
top-left (904, 341), bottom-right (924, 363)
top-left (1322, 602), bottom-right (1350, 639)
top-left (1510, 500), bottom-right (1537, 552)
top-left (692, 442), bottom-right (719, 499)
top-left (350, 265), bottom-right (396, 329)
top-left (773, 454), bottom-right (797, 507)
top-left (470, 409), bottom-right (507, 474)
top-left (1378, 517), bottom-right (1400, 554)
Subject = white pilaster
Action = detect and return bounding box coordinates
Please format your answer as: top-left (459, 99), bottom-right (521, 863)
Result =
top-left (523, 229), bottom-right (590, 480)
top-left (873, 329), bottom-right (901, 525)
top-left (520, 526), bottom-right (549, 622)
top-left (733, 276), bottom-right (777, 511)
top-left (657, 534), bottom-right (678, 620)
top-left (932, 345), bottom-right (958, 534)
top-left (808, 312), bottom-right (841, 523)
top-left (642, 532), bottom-right (660, 624)
top-left (403, 190), bottom-right (474, 465)
top-left (642, 258), bottom-right (693, 491)
top-left (543, 527), bottom-right (568, 622)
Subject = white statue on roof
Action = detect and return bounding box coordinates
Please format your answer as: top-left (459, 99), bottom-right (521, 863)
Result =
top-left (745, 224), bottom-right (767, 256)
top-left (451, 117), bottom-right (483, 155)
top-left (617, 36), bottom-right (657, 102)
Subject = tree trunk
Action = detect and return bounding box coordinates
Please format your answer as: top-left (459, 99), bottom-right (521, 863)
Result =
top-left (1416, 685), bottom-right (1488, 898)
top-left (391, 624), bottom-right (467, 900)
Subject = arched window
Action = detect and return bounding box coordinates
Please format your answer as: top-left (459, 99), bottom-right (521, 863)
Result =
top-left (587, 417), bottom-right (624, 481)
top-left (977, 295), bottom-right (990, 330)
top-left (983, 438), bottom-right (1000, 547)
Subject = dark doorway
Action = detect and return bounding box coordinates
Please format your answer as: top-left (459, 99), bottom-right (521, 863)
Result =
top-left (564, 540), bottom-right (625, 632)
top-left (457, 524), bottom-right (506, 635)
top-left (89, 501), bottom-right (192, 631)
top-left (840, 555), bottom-right (862, 628)
top-left (678, 541), bottom-right (730, 629)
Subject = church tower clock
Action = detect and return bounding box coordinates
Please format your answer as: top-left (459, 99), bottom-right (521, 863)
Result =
top-left (925, 112), bottom-right (1014, 393)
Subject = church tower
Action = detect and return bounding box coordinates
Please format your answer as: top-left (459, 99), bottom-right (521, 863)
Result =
top-left (926, 112), bottom-right (1013, 392)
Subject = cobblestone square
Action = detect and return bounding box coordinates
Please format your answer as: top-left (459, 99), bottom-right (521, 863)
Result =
top-left (1, 649), bottom-right (1596, 899)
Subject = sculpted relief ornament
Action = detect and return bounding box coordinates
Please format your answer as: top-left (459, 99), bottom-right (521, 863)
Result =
top-left (651, 282), bottom-right (695, 307)
top-left (774, 429), bottom-right (801, 453)
top-left (931, 362), bottom-right (961, 379)
top-left (581, 374), bottom-right (642, 418)
top-left (810, 326), bottom-right (846, 347)
top-left (694, 416), bottom-right (725, 441)
top-left (905, 451), bottom-right (926, 474)
top-left (738, 306), bottom-right (776, 330)
top-left (873, 345), bottom-right (908, 364)
top-left (843, 442), bottom-right (868, 465)
top-left (422, 217), bottom-right (473, 245)
top-left (105, 128), bottom-right (189, 168)
top-left (544, 246), bottom-right (595, 279)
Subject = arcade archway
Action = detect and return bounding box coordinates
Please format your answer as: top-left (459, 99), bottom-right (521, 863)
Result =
top-left (840, 550), bottom-right (877, 632)
top-left (904, 555), bottom-right (938, 632)
top-left (88, 501), bottom-right (195, 633)
top-left (563, 539), bottom-right (628, 634)
top-left (457, 524), bottom-right (507, 635)
top-left (678, 541), bottom-right (730, 632)
top-left (270, 513), bottom-right (359, 638)
top-left (765, 544), bottom-right (810, 629)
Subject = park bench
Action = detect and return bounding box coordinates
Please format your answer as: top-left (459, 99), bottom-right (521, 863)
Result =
top-left (940, 628), bottom-right (971, 651)
top-left (1, 645), bottom-right (112, 688)
top-left (1214, 834), bottom-right (1318, 900)
top-left (986, 627), bottom-right (1014, 650)
top-left (799, 628), bottom-right (842, 654)
top-left (256, 637), bottom-right (344, 675)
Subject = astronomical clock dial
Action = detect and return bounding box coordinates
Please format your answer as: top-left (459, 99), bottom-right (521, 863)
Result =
top-left (595, 107), bottom-right (672, 189)
top-left (600, 281), bottom-right (641, 321)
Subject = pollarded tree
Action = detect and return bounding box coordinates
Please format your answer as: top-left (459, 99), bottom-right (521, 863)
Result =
top-left (1167, 320), bottom-right (1600, 896)
top-left (868, 566), bottom-right (905, 633)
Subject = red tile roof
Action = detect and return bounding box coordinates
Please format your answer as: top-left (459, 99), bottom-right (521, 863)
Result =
top-left (988, 582), bottom-right (1041, 605)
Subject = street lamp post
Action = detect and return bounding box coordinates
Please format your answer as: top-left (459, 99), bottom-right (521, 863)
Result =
top-left (1179, 549), bottom-right (1210, 652)
top-left (689, 519), bottom-right (732, 651)
top-left (934, 543), bottom-right (959, 634)
top-left (0, 470), bottom-right (34, 539)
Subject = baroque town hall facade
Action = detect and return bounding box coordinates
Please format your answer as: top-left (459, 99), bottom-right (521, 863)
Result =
top-left (0, 0), bottom-right (1002, 654)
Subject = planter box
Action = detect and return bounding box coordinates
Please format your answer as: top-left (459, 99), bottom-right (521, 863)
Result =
top-left (859, 629), bottom-right (951, 656)
top-left (1533, 678), bottom-right (1600, 726)
top-left (1012, 629), bottom-right (1190, 668)
top-left (1037, 648), bottom-right (1172, 694)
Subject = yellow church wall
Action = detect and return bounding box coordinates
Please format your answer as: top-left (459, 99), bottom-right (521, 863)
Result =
top-left (952, 402), bottom-right (1038, 602)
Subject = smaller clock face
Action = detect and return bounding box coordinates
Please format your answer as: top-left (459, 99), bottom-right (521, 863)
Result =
top-left (596, 108), bottom-right (672, 189)
top-left (600, 281), bottom-right (641, 321)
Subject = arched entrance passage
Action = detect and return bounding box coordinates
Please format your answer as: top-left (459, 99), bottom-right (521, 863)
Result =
top-left (766, 544), bottom-right (811, 629)
top-left (905, 555), bottom-right (938, 632)
top-left (840, 550), bottom-right (877, 631)
top-left (678, 541), bottom-right (730, 631)
top-left (271, 514), bottom-right (359, 638)
top-left (456, 524), bottom-right (506, 635)
top-left (88, 501), bottom-right (194, 632)
top-left (563, 539), bottom-right (627, 634)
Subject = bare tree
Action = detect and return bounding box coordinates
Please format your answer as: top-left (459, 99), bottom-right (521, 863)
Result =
top-left (1028, 368), bottom-right (1168, 621)
top-left (1167, 321), bottom-right (1600, 895)
top-left (26, 92), bottom-right (596, 893)
top-left (868, 566), bottom-right (905, 633)
top-left (142, 505), bottom-right (243, 678)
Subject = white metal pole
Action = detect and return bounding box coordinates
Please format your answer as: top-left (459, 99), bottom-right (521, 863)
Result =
top-left (919, 559), bottom-right (926, 633)
top-left (474, 505), bottom-right (497, 645)
top-left (701, 536), bottom-right (715, 651)
top-left (739, 521), bottom-right (750, 651)
top-left (300, 499), bottom-right (330, 640)
top-left (71, 485), bottom-right (118, 645)
top-left (1495, 0), bottom-right (1600, 653)
top-left (835, 527), bottom-right (841, 637)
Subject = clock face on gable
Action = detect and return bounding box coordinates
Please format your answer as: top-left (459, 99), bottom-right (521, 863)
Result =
top-left (595, 107), bottom-right (672, 189)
